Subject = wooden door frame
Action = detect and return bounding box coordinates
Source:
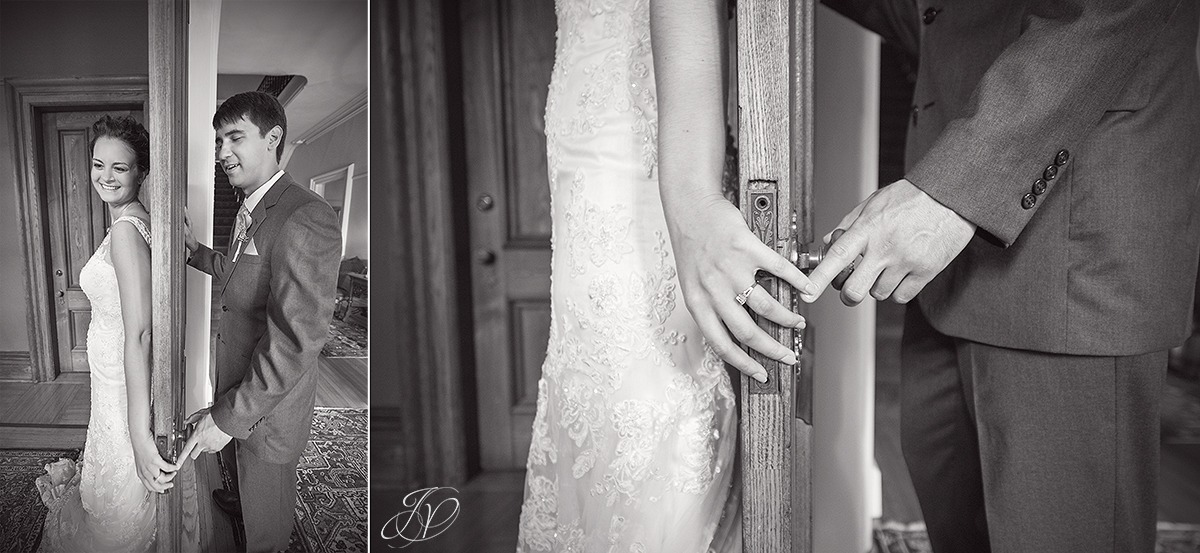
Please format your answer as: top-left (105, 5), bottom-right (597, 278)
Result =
top-left (147, 0), bottom-right (189, 550)
top-left (737, 0), bottom-right (814, 550)
top-left (372, 0), bottom-right (472, 492)
top-left (6, 76), bottom-right (149, 383)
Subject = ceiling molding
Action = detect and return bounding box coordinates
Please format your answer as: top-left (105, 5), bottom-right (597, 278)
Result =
top-left (291, 90), bottom-right (367, 145)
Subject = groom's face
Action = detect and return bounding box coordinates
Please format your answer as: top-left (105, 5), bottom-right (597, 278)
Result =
top-left (215, 115), bottom-right (281, 191)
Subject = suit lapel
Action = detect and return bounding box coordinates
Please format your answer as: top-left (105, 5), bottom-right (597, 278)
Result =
top-left (221, 174), bottom-right (294, 295)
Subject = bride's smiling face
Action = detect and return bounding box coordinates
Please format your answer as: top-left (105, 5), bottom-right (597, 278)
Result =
top-left (91, 136), bottom-right (145, 206)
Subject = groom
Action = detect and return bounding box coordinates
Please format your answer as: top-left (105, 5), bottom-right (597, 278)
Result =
top-left (810, 1), bottom-right (1199, 551)
top-left (179, 91), bottom-right (342, 552)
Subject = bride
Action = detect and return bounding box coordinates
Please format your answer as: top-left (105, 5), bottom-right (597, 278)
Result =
top-left (517, 0), bottom-right (815, 550)
top-left (36, 115), bottom-right (178, 552)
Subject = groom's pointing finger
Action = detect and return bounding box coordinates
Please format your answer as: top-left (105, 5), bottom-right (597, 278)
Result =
top-left (176, 434), bottom-right (199, 464)
top-left (807, 228), bottom-right (865, 297)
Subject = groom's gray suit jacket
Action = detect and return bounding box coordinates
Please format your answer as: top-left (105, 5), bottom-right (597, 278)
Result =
top-left (824, 0), bottom-right (1200, 355)
top-left (190, 173), bottom-right (342, 463)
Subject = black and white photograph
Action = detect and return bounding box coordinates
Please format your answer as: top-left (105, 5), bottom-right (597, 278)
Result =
top-left (374, 0), bottom-right (1200, 552)
top-left (0, 1), bottom-right (368, 551)
top-left (3, 0), bottom-right (1200, 552)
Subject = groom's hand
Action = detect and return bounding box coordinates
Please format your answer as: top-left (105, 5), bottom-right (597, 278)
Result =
top-left (807, 179), bottom-right (976, 306)
top-left (174, 408), bottom-right (233, 467)
top-left (183, 211), bottom-right (198, 257)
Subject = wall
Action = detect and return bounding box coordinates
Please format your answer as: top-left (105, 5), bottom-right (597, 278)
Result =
top-left (283, 109), bottom-right (369, 261)
top-left (0, 1), bottom-right (148, 350)
top-left (812, 6), bottom-right (882, 552)
top-left (186, 0), bottom-right (222, 415)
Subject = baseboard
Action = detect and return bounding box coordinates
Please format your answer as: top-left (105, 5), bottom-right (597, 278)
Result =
top-left (0, 425), bottom-right (86, 449)
top-left (370, 407), bottom-right (417, 490)
top-left (0, 351), bottom-right (32, 381)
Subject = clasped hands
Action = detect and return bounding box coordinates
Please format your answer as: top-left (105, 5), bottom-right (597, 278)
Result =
top-left (673, 179), bottom-right (974, 382)
top-left (134, 408), bottom-right (233, 494)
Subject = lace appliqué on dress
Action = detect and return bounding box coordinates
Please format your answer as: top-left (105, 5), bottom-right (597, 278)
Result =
top-left (37, 216), bottom-right (155, 553)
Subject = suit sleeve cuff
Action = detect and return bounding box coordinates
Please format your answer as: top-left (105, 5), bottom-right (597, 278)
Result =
top-left (905, 133), bottom-right (1073, 248)
top-left (210, 399), bottom-right (253, 440)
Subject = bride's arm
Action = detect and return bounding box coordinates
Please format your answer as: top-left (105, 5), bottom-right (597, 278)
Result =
top-left (110, 221), bottom-right (177, 494)
top-left (650, 0), bottom-right (816, 383)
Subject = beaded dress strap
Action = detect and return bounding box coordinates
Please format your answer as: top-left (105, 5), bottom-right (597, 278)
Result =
top-left (112, 215), bottom-right (152, 245)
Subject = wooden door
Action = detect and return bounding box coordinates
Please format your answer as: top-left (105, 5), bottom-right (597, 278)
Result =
top-left (147, 0), bottom-right (190, 549)
top-left (737, 0), bottom-right (815, 551)
top-left (39, 109), bottom-right (143, 375)
top-left (462, 0), bottom-right (557, 471)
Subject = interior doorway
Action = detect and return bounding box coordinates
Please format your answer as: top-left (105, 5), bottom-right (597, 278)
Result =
top-left (40, 108), bottom-right (144, 376)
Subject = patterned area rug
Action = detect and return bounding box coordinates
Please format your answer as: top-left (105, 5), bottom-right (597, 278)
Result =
top-left (1162, 372), bottom-right (1200, 444)
top-left (0, 409), bottom-right (365, 553)
top-left (285, 408), bottom-right (368, 553)
top-left (0, 448), bottom-right (80, 553)
top-left (874, 521), bottom-right (1200, 553)
top-left (322, 318), bottom-right (368, 358)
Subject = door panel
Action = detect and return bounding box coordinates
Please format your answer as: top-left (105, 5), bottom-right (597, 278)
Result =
top-left (40, 109), bottom-right (142, 374)
top-left (737, 0), bottom-right (815, 550)
top-left (463, 0), bottom-right (557, 470)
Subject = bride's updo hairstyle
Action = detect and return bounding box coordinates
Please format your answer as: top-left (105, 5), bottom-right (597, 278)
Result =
top-left (89, 115), bottom-right (151, 177)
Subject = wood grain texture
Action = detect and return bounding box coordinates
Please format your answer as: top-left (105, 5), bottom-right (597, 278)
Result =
top-left (789, 5), bottom-right (816, 551)
top-left (0, 350), bottom-right (33, 381)
top-left (147, 0), bottom-right (188, 550)
top-left (6, 77), bottom-right (147, 382)
top-left (192, 453), bottom-right (238, 553)
top-left (372, 0), bottom-right (470, 490)
top-left (461, 0), bottom-right (513, 470)
top-left (460, 0), bottom-right (558, 472)
top-left (738, 0), bottom-right (815, 551)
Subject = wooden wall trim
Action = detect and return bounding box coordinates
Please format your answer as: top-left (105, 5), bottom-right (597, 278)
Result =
top-left (147, 0), bottom-right (188, 550)
top-left (373, 0), bottom-right (471, 491)
top-left (5, 76), bottom-right (149, 383)
top-left (0, 351), bottom-right (33, 381)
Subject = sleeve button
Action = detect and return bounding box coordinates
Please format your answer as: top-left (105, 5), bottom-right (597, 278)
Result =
top-left (1021, 193), bottom-right (1037, 210)
top-left (1032, 179), bottom-right (1047, 195)
top-left (1043, 165), bottom-right (1058, 181)
top-left (1055, 149), bottom-right (1070, 166)
top-left (923, 7), bottom-right (941, 24)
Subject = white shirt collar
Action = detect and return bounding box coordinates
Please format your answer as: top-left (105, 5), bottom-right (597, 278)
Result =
top-left (243, 170), bottom-right (285, 214)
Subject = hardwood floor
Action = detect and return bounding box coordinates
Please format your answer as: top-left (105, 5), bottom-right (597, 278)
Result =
top-left (0, 373), bottom-right (89, 448)
top-left (0, 354), bottom-right (367, 449)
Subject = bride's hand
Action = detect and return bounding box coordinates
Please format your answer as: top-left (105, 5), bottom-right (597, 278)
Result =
top-left (131, 432), bottom-right (177, 494)
top-left (666, 193), bottom-right (817, 383)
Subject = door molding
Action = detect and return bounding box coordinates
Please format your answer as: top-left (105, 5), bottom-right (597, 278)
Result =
top-left (372, 0), bottom-right (471, 491)
top-left (147, 0), bottom-right (189, 548)
top-left (6, 76), bottom-right (149, 382)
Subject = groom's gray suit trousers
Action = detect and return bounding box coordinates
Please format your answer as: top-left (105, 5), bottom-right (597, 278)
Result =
top-left (899, 303), bottom-right (1163, 553)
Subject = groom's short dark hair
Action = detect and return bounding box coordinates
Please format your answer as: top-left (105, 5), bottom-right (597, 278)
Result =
top-left (214, 91), bottom-right (288, 163)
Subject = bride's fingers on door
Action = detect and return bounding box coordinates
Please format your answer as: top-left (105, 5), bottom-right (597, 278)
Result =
top-left (717, 301), bottom-right (798, 367)
top-left (691, 307), bottom-right (768, 383)
top-left (752, 241), bottom-right (819, 302)
top-left (743, 284), bottom-right (805, 329)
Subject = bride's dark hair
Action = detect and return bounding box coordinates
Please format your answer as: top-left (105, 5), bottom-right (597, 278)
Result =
top-left (89, 115), bottom-right (151, 175)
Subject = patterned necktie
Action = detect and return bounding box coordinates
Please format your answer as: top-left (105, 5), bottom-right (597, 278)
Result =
top-left (232, 205), bottom-right (252, 257)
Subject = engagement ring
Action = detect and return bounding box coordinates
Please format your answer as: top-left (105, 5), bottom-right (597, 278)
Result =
top-left (735, 284), bottom-right (756, 306)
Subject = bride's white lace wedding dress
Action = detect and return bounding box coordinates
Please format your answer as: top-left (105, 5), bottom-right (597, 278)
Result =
top-left (516, 0), bottom-right (741, 550)
top-left (37, 215), bottom-right (156, 553)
